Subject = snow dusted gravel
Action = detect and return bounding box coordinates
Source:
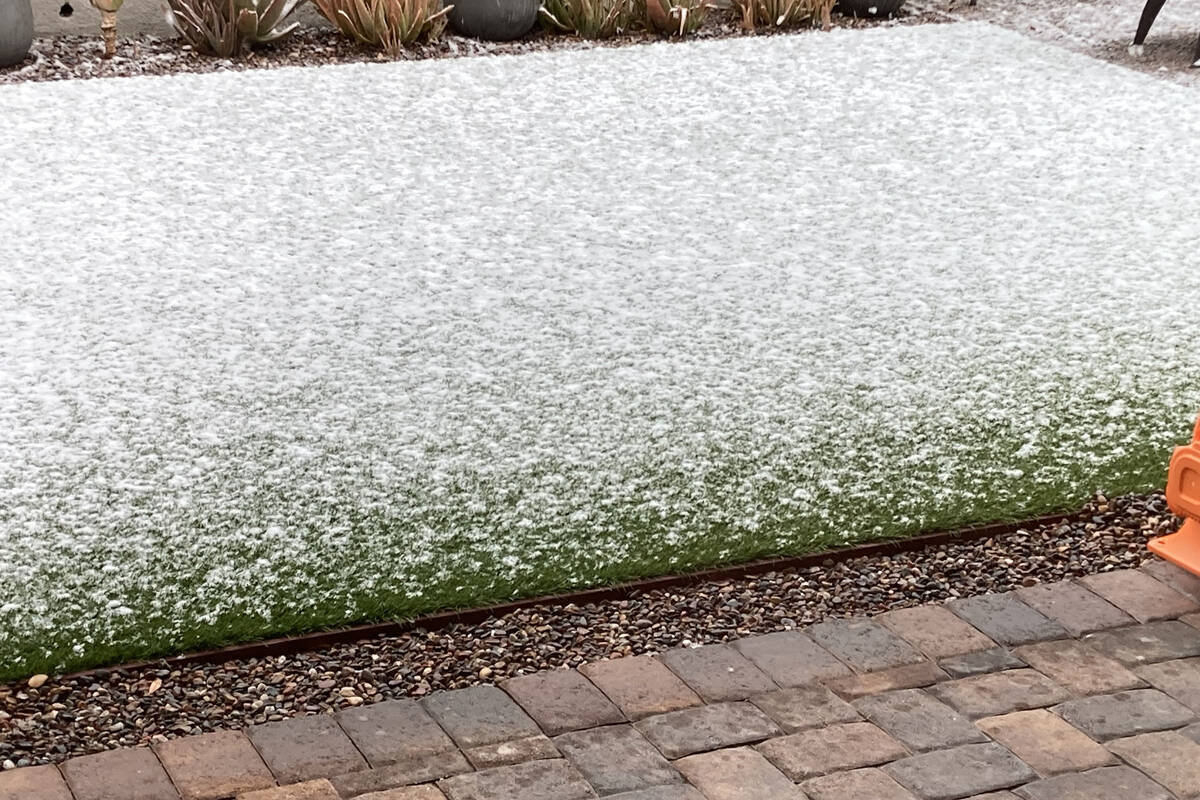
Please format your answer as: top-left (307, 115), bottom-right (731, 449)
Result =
top-left (2, 23), bottom-right (1200, 680)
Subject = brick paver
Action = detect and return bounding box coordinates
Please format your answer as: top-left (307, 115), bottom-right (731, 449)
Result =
top-left (824, 661), bottom-right (947, 699)
top-left (748, 685), bottom-right (860, 733)
top-left (461, 734), bottom-right (557, 769)
top-left (421, 686), bottom-right (542, 748)
top-left (437, 759), bottom-right (596, 800)
top-left (807, 618), bottom-right (924, 673)
top-left (60, 747), bottom-right (179, 800)
top-left (246, 715), bottom-right (367, 785)
top-left (1016, 580), bottom-right (1135, 637)
top-left (357, 787), bottom-right (447, 800)
top-left (1055, 688), bottom-right (1195, 740)
top-left (579, 656), bottom-right (702, 720)
top-left (884, 743), bottom-right (1035, 800)
top-left (975, 710), bottom-right (1113, 777)
top-left (801, 767), bottom-right (918, 800)
top-left (755, 721), bottom-right (909, 780)
top-left (1135, 657), bottom-right (1200, 712)
top-left (657, 644), bottom-right (778, 702)
top-left (1016, 765), bottom-right (1172, 800)
top-left (1079, 569), bottom-right (1199, 623)
top-left (938, 647), bottom-right (1024, 679)
top-left (947, 593), bottom-right (1068, 647)
top-left (554, 724), bottom-right (681, 796)
top-left (853, 689), bottom-right (986, 751)
top-left (674, 747), bottom-right (804, 800)
top-left (732, 631), bottom-right (852, 687)
top-left (0, 764), bottom-right (72, 800)
top-left (1106, 730), bottom-right (1200, 797)
top-left (1013, 639), bottom-right (1143, 696)
top-left (502, 669), bottom-right (624, 735)
top-left (329, 752), bottom-right (472, 797)
top-left (154, 731), bottom-right (275, 800)
top-left (1082, 619), bottom-right (1200, 666)
top-left (239, 780), bottom-right (339, 800)
top-left (606, 788), bottom-right (704, 800)
top-left (634, 701), bottom-right (781, 759)
top-left (336, 699), bottom-right (459, 768)
top-left (876, 605), bottom-right (995, 660)
top-left (929, 669), bottom-right (1070, 719)
top-left (1143, 559), bottom-right (1200, 604)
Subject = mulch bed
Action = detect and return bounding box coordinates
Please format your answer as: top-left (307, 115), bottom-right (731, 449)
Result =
top-left (0, 490), bottom-right (1176, 768)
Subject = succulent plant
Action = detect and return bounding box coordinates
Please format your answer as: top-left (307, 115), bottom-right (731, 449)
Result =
top-left (733, 0), bottom-right (830, 31)
top-left (166, 0), bottom-right (304, 57)
top-left (641, 0), bottom-right (710, 35)
top-left (539, 0), bottom-right (635, 38)
top-left (313, 0), bottom-right (451, 53)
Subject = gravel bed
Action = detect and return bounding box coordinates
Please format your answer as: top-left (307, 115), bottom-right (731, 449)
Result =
top-left (0, 7), bottom-right (942, 84)
top-left (0, 491), bottom-right (1176, 768)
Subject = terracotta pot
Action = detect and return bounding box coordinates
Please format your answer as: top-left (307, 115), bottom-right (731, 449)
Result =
top-left (0, 0), bottom-right (33, 67)
top-left (447, 0), bottom-right (538, 40)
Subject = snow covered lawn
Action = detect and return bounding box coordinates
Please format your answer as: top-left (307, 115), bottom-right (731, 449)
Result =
top-left (2, 22), bottom-right (1200, 679)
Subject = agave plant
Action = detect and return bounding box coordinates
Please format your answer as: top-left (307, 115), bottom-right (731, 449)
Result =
top-left (641, 0), bottom-right (709, 35)
top-left (313, 0), bottom-right (451, 54)
top-left (733, 0), bottom-right (830, 31)
top-left (166, 0), bottom-right (303, 57)
top-left (539, 0), bottom-right (635, 38)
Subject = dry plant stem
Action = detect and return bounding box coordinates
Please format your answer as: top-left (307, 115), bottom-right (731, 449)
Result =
top-left (101, 10), bottom-right (117, 57)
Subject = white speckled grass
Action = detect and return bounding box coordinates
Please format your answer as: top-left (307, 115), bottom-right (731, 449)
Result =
top-left (2, 23), bottom-right (1199, 679)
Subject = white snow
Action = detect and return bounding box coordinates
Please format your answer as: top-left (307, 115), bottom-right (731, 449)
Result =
top-left (1, 22), bottom-right (1199, 675)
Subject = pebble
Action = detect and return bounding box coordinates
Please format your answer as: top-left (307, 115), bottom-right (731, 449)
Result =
top-left (0, 491), bottom-right (1176, 767)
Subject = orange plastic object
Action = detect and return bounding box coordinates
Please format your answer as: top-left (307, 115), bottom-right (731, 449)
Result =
top-left (1149, 415), bottom-right (1200, 575)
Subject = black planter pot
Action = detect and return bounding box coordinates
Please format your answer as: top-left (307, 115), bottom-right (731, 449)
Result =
top-left (0, 0), bottom-right (33, 68)
top-left (834, 0), bottom-right (903, 16)
top-left (448, 0), bottom-right (538, 40)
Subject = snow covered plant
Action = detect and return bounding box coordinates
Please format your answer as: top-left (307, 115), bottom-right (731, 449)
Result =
top-left (165, 0), bottom-right (304, 57)
top-left (733, 0), bottom-right (830, 31)
top-left (539, 0), bottom-right (636, 38)
top-left (313, 0), bottom-right (451, 53)
top-left (641, 0), bottom-right (710, 35)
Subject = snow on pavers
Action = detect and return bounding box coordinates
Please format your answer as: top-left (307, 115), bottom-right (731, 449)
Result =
top-left (1, 23), bottom-right (1199, 677)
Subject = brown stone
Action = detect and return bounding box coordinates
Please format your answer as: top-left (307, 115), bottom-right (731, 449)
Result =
top-left (884, 743), bottom-right (1035, 800)
top-left (60, 747), bottom-right (179, 800)
top-left (329, 751), bottom-right (471, 797)
top-left (1014, 639), bottom-right (1144, 696)
top-left (801, 768), bottom-right (918, 800)
top-left (1106, 730), bottom-right (1200, 797)
top-left (1017, 766), bottom-right (1171, 800)
top-left (755, 721), bottom-right (909, 780)
top-left (155, 730), bottom-right (275, 800)
top-left (1055, 688), bottom-right (1196, 740)
top-left (853, 689), bottom-right (987, 751)
top-left (579, 656), bottom-right (702, 721)
top-left (1084, 620), bottom-right (1200, 666)
top-left (606, 788), bottom-right (705, 800)
top-left (246, 715), bottom-right (367, 785)
top-left (1136, 658), bottom-right (1200, 713)
top-left (806, 618), bottom-right (924, 673)
top-left (929, 669), bottom-right (1070, 719)
top-left (824, 661), bottom-right (947, 699)
top-left (0, 764), bottom-right (73, 800)
top-left (1080, 570), bottom-right (1199, 623)
top-left (732, 631), bottom-right (852, 687)
top-left (462, 734), bottom-right (558, 769)
top-left (1017, 580), bottom-right (1135, 636)
top-left (554, 724), bottom-right (681, 796)
top-left (634, 701), bottom-right (781, 759)
top-left (421, 686), bottom-right (541, 748)
top-left (336, 699), bottom-right (458, 768)
top-left (502, 669), bottom-right (624, 735)
top-left (748, 685), bottom-right (860, 733)
top-left (657, 644), bottom-right (778, 702)
top-left (358, 787), bottom-right (448, 800)
top-left (876, 605), bottom-right (995, 660)
top-left (238, 779), bottom-right (340, 800)
top-left (947, 593), bottom-right (1067, 647)
top-left (975, 709), bottom-right (1113, 777)
top-left (674, 747), bottom-right (804, 800)
top-left (437, 759), bottom-right (596, 800)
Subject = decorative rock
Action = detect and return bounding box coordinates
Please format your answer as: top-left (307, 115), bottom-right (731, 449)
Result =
top-left (0, 0), bottom-right (32, 68)
top-left (447, 0), bottom-right (539, 42)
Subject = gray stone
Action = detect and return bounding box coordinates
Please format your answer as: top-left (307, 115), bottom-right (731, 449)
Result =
top-left (928, 669), bottom-right (1071, 719)
top-left (947, 593), bottom-right (1068, 647)
top-left (447, 0), bottom-right (539, 41)
top-left (755, 722), bottom-right (909, 780)
top-left (1016, 581), bottom-right (1135, 637)
top-left (1082, 620), bottom-right (1200, 667)
top-left (462, 734), bottom-right (559, 769)
top-left (884, 743), bottom-right (1035, 800)
top-left (1015, 766), bottom-right (1172, 800)
top-left (422, 686), bottom-right (541, 748)
top-left (554, 725), bottom-right (681, 796)
top-left (0, 0), bottom-right (32, 68)
top-left (825, 662), bottom-right (948, 699)
top-left (1079, 569), bottom-right (1199, 623)
top-left (1136, 658), bottom-right (1200, 712)
top-left (336, 699), bottom-right (458, 768)
top-left (807, 618), bottom-right (924, 673)
top-left (733, 631), bottom-right (852, 687)
top-left (938, 648), bottom-right (1025, 679)
top-left (606, 788), bottom-right (706, 800)
top-left (245, 715), bottom-right (367, 785)
top-left (749, 685), bottom-right (861, 733)
top-left (854, 689), bottom-right (988, 751)
top-left (1054, 689), bottom-right (1195, 740)
top-left (502, 669), bottom-right (624, 735)
top-left (657, 644), bottom-right (778, 702)
top-left (802, 768), bottom-right (918, 800)
top-left (1143, 560), bottom-right (1200, 605)
top-left (438, 759), bottom-right (596, 800)
top-left (330, 752), bottom-right (472, 797)
top-left (634, 702), bottom-right (781, 759)
top-left (674, 747), bottom-right (804, 800)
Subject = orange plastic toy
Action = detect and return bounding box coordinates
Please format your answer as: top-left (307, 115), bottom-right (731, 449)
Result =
top-left (1149, 414), bottom-right (1200, 575)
